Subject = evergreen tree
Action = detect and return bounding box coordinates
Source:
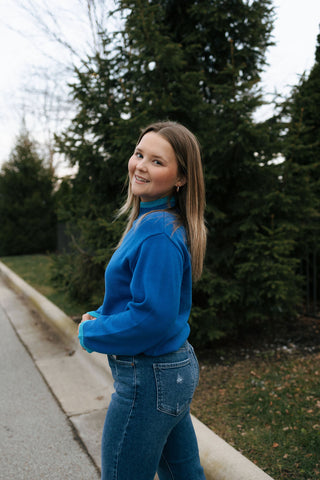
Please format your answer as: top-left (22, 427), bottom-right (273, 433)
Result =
top-left (279, 33), bottom-right (320, 315)
top-left (55, 0), bottom-right (301, 343)
top-left (0, 131), bottom-right (56, 255)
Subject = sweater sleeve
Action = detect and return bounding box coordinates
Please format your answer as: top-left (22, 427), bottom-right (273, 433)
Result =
top-left (78, 321), bottom-right (93, 353)
top-left (79, 233), bottom-right (185, 355)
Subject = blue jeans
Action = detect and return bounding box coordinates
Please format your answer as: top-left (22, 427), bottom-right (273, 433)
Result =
top-left (101, 342), bottom-right (206, 480)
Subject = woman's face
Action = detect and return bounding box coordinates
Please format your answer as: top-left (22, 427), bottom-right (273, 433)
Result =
top-left (128, 131), bottom-right (184, 202)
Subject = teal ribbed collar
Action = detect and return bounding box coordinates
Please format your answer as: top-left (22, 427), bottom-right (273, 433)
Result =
top-left (139, 196), bottom-right (176, 210)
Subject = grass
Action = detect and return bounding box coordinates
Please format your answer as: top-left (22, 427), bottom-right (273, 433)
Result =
top-left (192, 349), bottom-right (320, 479)
top-left (0, 254), bottom-right (87, 318)
top-left (1, 254), bottom-right (320, 479)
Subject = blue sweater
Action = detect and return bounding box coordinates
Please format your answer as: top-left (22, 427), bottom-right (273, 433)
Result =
top-left (78, 197), bottom-right (192, 356)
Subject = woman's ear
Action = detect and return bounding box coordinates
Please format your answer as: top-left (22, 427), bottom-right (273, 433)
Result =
top-left (176, 176), bottom-right (187, 188)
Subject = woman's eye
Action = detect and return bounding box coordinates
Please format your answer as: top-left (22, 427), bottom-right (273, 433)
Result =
top-left (153, 159), bottom-right (163, 165)
top-left (135, 152), bottom-right (143, 159)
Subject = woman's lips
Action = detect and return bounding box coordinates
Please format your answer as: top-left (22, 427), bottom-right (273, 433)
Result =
top-left (135, 175), bottom-right (149, 183)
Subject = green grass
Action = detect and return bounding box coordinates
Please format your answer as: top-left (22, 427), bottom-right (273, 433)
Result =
top-left (0, 254), bottom-right (87, 318)
top-left (1, 254), bottom-right (320, 479)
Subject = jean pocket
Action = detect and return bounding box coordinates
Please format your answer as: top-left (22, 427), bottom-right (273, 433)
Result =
top-left (153, 358), bottom-right (196, 417)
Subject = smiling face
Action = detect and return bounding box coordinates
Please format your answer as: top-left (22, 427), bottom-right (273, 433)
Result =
top-left (128, 131), bottom-right (185, 202)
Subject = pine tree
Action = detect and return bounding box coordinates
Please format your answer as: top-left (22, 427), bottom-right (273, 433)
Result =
top-left (0, 131), bottom-right (56, 255)
top-left (279, 33), bottom-right (320, 315)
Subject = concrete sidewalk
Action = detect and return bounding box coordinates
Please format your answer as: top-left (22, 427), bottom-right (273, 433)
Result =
top-left (0, 279), bottom-right (101, 479)
top-left (0, 261), bottom-right (274, 480)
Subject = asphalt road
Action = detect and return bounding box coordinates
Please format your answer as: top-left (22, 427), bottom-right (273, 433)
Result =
top-left (0, 302), bottom-right (100, 480)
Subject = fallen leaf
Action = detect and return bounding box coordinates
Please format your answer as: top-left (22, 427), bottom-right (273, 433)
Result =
top-left (250, 370), bottom-right (261, 379)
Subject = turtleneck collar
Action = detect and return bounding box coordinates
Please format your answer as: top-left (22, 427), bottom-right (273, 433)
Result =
top-left (139, 196), bottom-right (176, 213)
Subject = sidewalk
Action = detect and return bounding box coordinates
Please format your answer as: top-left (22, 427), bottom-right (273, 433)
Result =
top-left (0, 261), bottom-right (274, 480)
top-left (0, 278), bottom-right (100, 479)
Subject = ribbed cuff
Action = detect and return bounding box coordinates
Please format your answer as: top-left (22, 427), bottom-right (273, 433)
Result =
top-left (78, 321), bottom-right (93, 353)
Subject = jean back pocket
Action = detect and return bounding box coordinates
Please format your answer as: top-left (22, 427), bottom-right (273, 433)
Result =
top-left (153, 358), bottom-right (196, 417)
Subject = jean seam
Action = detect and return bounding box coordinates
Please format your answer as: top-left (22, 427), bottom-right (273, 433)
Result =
top-left (153, 358), bottom-right (191, 370)
top-left (114, 361), bottom-right (137, 479)
top-left (160, 452), bottom-right (175, 480)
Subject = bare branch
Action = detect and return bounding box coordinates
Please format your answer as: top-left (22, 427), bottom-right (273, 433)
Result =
top-left (7, 0), bottom-right (118, 173)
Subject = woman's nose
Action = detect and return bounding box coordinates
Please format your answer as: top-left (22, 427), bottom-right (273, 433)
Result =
top-left (136, 159), bottom-right (147, 171)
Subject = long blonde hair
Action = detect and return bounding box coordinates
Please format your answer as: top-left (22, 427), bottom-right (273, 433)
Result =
top-left (117, 121), bottom-right (207, 281)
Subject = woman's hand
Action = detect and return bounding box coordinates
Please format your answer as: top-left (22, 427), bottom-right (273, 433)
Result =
top-left (78, 313), bottom-right (96, 334)
top-left (81, 313), bottom-right (96, 322)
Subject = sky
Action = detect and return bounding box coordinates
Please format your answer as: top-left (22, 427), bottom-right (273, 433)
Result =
top-left (0, 0), bottom-right (319, 171)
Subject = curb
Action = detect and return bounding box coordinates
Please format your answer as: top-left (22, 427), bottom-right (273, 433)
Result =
top-left (0, 260), bottom-right (274, 480)
top-left (0, 261), bottom-right (109, 377)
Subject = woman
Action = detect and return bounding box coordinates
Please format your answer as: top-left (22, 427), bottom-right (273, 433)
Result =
top-left (78, 121), bottom-right (207, 480)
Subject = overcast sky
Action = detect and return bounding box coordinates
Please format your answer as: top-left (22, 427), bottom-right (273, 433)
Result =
top-left (0, 0), bottom-right (319, 169)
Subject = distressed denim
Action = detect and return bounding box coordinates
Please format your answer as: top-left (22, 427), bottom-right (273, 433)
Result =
top-left (101, 342), bottom-right (206, 480)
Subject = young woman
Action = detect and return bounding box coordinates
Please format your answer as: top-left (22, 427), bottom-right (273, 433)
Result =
top-left (78, 121), bottom-right (207, 480)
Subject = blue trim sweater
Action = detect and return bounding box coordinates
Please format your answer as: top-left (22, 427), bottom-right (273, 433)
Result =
top-left (78, 197), bottom-right (192, 356)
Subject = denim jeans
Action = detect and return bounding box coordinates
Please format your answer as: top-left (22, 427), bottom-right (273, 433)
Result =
top-left (101, 341), bottom-right (206, 480)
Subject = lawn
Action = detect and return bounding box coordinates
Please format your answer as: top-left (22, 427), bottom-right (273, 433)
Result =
top-left (0, 254), bottom-right (87, 318)
top-left (1, 254), bottom-right (320, 479)
top-left (192, 346), bottom-right (320, 479)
